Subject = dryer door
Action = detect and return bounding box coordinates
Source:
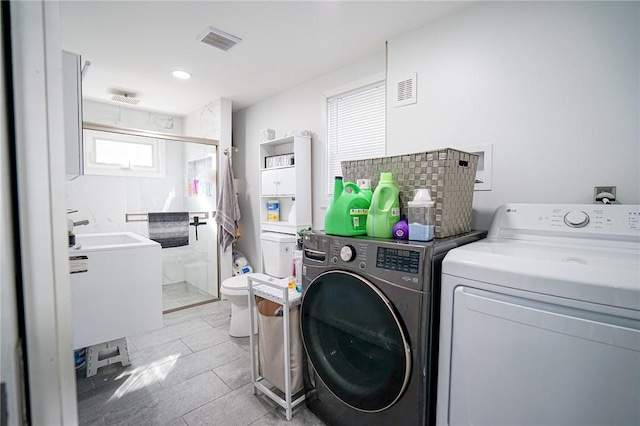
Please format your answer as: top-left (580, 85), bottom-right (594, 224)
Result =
top-left (300, 270), bottom-right (411, 412)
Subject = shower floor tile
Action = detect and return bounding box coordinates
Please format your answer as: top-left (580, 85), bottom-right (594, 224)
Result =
top-left (75, 300), bottom-right (324, 426)
top-left (162, 281), bottom-right (214, 312)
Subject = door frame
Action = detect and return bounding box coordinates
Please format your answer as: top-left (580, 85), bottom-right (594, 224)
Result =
top-left (8, 1), bottom-right (78, 424)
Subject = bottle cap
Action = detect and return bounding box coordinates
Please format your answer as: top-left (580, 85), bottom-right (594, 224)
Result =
top-left (380, 172), bottom-right (393, 183)
top-left (356, 179), bottom-right (371, 189)
top-left (408, 188), bottom-right (435, 206)
top-left (413, 188), bottom-right (432, 201)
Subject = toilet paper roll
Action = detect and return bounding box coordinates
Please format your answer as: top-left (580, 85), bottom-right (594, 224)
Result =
top-left (234, 257), bottom-right (249, 268)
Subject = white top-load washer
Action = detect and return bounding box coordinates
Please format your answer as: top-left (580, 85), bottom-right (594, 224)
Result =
top-left (436, 204), bottom-right (640, 426)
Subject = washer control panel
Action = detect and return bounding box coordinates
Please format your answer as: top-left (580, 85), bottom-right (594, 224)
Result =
top-left (492, 204), bottom-right (640, 239)
top-left (340, 245), bottom-right (356, 262)
top-left (330, 240), bottom-right (369, 268)
top-left (563, 210), bottom-right (590, 228)
top-left (328, 238), bottom-right (424, 282)
top-left (375, 247), bottom-right (420, 274)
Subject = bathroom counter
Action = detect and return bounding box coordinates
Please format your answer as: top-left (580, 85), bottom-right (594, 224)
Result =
top-left (69, 232), bottom-right (163, 349)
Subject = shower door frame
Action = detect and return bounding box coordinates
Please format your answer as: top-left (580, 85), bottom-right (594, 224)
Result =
top-left (83, 121), bottom-right (222, 311)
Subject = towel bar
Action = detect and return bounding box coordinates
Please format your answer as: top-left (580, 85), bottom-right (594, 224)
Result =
top-left (125, 211), bottom-right (210, 223)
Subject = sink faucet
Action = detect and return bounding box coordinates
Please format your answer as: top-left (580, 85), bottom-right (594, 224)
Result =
top-left (67, 210), bottom-right (89, 232)
top-left (67, 210), bottom-right (89, 247)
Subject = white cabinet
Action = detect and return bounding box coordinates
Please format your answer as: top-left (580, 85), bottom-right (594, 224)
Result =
top-left (259, 135), bottom-right (311, 235)
top-left (62, 50), bottom-right (84, 179)
top-left (260, 167), bottom-right (296, 196)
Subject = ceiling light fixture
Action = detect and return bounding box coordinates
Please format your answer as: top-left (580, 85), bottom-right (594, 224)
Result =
top-left (172, 70), bottom-right (192, 80)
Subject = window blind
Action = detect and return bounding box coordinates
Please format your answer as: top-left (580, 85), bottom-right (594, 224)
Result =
top-left (327, 82), bottom-right (386, 194)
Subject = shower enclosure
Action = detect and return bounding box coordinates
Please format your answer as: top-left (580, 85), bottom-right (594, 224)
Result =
top-left (66, 122), bottom-right (221, 313)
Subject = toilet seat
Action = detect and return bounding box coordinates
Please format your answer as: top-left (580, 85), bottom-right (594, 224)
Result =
top-left (221, 275), bottom-right (249, 297)
top-left (221, 273), bottom-right (282, 297)
top-left (220, 268), bottom-right (287, 337)
top-left (222, 275), bottom-right (249, 290)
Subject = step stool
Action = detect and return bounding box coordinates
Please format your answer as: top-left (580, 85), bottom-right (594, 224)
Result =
top-left (86, 338), bottom-right (131, 377)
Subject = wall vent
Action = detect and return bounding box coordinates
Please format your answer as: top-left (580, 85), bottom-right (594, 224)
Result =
top-left (393, 73), bottom-right (417, 107)
top-left (110, 91), bottom-right (141, 105)
top-left (198, 26), bottom-right (241, 51)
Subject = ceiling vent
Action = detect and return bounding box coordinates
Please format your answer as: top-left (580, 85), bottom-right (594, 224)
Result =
top-left (110, 90), bottom-right (140, 105)
top-left (198, 26), bottom-right (241, 51)
top-left (393, 73), bottom-right (417, 108)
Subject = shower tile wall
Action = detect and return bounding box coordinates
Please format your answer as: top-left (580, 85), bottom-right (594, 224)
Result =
top-left (67, 100), bottom-right (220, 298)
top-left (184, 99), bottom-right (221, 140)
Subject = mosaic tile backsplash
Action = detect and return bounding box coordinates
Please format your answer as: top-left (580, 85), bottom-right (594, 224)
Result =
top-left (341, 148), bottom-right (478, 238)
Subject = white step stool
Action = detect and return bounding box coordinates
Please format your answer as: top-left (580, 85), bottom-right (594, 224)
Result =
top-left (86, 338), bottom-right (131, 377)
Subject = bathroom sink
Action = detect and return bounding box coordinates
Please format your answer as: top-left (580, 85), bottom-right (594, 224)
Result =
top-left (69, 232), bottom-right (163, 349)
top-left (71, 231), bottom-right (157, 252)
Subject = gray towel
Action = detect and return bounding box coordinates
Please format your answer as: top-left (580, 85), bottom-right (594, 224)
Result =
top-left (214, 155), bottom-right (241, 252)
top-left (148, 212), bottom-right (189, 248)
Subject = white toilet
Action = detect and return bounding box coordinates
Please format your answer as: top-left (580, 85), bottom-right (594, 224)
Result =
top-left (221, 232), bottom-right (298, 337)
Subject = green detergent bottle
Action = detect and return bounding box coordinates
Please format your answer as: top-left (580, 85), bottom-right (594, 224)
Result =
top-left (324, 176), bottom-right (371, 236)
top-left (366, 172), bottom-right (401, 238)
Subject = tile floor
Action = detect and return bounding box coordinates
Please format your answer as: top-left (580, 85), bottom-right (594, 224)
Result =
top-left (75, 300), bottom-right (325, 426)
top-left (162, 282), bottom-right (215, 312)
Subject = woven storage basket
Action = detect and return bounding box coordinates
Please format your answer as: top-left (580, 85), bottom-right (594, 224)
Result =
top-left (341, 148), bottom-right (478, 238)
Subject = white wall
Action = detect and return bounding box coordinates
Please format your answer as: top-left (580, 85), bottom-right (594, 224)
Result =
top-left (387, 1), bottom-right (640, 229)
top-left (233, 2), bottom-right (639, 267)
top-left (233, 54), bottom-right (385, 269)
top-left (184, 99), bottom-right (221, 140)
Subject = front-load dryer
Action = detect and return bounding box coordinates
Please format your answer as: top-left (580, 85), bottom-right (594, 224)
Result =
top-left (300, 231), bottom-right (486, 426)
top-left (436, 204), bottom-right (640, 426)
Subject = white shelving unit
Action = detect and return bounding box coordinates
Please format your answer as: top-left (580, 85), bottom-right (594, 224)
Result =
top-left (259, 135), bottom-right (311, 236)
top-left (247, 274), bottom-right (304, 421)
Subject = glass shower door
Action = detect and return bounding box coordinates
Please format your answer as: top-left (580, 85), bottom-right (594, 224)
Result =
top-left (161, 142), bottom-right (218, 312)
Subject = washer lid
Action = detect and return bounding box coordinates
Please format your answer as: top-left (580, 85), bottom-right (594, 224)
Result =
top-left (443, 239), bottom-right (640, 310)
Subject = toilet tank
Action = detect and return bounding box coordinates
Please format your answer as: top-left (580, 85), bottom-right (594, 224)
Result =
top-left (260, 232), bottom-right (298, 278)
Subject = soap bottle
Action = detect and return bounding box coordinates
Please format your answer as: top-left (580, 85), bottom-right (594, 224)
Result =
top-left (67, 218), bottom-right (76, 247)
top-left (288, 197), bottom-right (296, 223)
top-left (366, 172), bottom-right (401, 238)
top-left (324, 176), bottom-right (370, 236)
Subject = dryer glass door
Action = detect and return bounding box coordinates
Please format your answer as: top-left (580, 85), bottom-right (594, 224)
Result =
top-left (301, 270), bottom-right (411, 412)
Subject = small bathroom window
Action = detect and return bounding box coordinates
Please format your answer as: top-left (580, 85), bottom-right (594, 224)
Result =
top-left (84, 129), bottom-right (166, 178)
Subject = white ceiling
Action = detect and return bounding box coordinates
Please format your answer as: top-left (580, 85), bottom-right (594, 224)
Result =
top-left (60, 1), bottom-right (471, 116)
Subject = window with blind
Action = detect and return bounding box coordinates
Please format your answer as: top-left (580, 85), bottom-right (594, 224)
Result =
top-left (327, 82), bottom-right (386, 194)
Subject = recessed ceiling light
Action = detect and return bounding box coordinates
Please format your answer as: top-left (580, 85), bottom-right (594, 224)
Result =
top-left (172, 70), bottom-right (192, 79)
